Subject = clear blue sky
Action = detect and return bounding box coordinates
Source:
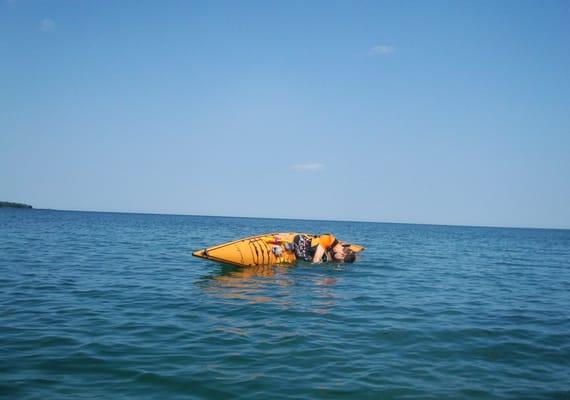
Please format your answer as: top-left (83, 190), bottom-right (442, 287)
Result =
top-left (1, 1), bottom-right (569, 228)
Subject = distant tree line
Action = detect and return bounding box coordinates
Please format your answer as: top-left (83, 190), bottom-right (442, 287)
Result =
top-left (0, 201), bottom-right (33, 209)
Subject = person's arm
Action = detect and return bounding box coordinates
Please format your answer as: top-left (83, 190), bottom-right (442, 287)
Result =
top-left (312, 245), bottom-right (325, 263)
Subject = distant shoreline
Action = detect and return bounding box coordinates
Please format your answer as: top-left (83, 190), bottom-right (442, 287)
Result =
top-left (0, 201), bottom-right (32, 209)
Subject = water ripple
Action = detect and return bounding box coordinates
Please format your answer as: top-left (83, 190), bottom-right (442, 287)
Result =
top-left (1, 210), bottom-right (569, 399)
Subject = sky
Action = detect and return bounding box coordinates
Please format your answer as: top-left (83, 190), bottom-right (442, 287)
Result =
top-left (1, 0), bottom-right (569, 229)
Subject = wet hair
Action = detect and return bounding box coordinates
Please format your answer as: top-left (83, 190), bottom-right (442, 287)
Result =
top-left (343, 250), bottom-right (356, 263)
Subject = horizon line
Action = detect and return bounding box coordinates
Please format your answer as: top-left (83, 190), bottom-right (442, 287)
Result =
top-left (20, 206), bottom-right (570, 231)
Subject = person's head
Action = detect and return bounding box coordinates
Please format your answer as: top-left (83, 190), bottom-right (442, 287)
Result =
top-left (331, 241), bottom-right (356, 263)
top-left (342, 250), bottom-right (356, 263)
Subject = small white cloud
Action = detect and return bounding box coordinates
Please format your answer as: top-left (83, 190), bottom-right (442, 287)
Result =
top-left (40, 18), bottom-right (56, 32)
top-left (369, 44), bottom-right (394, 56)
top-left (292, 163), bottom-right (325, 172)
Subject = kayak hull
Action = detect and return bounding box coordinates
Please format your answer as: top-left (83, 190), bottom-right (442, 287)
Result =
top-left (192, 232), bottom-right (364, 267)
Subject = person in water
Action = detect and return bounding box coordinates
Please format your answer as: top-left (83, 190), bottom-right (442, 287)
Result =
top-left (293, 233), bottom-right (356, 263)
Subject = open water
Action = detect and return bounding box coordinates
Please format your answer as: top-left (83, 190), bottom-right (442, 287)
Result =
top-left (1, 209), bottom-right (569, 399)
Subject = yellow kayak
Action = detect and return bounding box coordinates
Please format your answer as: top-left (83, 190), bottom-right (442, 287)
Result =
top-left (192, 232), bottom-right (364, 267)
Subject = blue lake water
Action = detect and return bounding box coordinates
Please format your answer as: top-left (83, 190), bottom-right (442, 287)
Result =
top-left (1, 209), bottom-right (569, 399)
